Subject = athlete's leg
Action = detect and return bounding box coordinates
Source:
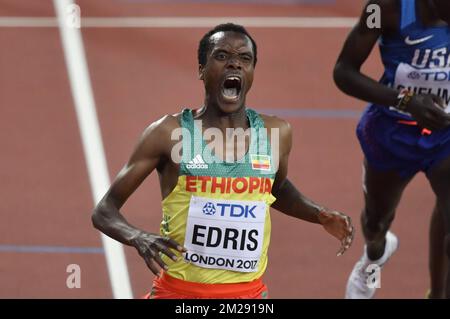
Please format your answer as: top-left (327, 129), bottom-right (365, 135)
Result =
top-left (428, 204), bottom-right (447, 298)
top-left (348, 107), bottom-right (419, 298)
top-left (362, 158), bottom-right (414, 260)
top-left (345, 159), bottom-right (414, 298)
top-left (427, 155), bottom-right (450, 298)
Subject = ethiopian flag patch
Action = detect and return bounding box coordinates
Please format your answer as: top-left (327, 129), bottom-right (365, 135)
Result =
top-left (251, 154), bottom-right (271, 171)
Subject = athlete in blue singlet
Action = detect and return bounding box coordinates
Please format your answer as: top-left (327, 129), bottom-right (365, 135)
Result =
top-left (334, 0), bottom-right (450, 298)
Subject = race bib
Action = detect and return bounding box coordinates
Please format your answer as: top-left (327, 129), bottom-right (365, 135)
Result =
top-left (392, 63), bottom-right (450, 114)
top-left (183, 196), bottom-right (267, 273)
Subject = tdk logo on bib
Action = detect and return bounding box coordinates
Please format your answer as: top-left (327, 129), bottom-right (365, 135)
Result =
top-left (202, 202), bottom-right (216, 215)
top-left (407, 71), bottom-right (421, 80)
top-left (407, 70), bottom-right (450, 81)
top-left (202, 202), bottom-right (257, 218)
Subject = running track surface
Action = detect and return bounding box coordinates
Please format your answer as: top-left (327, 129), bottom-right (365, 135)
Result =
top-left (0, 0), bottom-right (435, 298)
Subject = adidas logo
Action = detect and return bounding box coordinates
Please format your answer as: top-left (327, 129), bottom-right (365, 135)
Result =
top-left (186, 154), bottom-right (208, 169)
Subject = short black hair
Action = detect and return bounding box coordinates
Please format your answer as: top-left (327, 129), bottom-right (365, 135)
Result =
top-left (198, 23), bottom-right (257, 67)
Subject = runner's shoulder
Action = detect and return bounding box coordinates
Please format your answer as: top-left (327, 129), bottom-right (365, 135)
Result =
top-left (139, 113), bottom-right (182, 148)
top-left (143, 113), bottom-right (181, 134)
top-left (362, 0), bottom-right (399, 33)
top-left (259, 113), bottom-right (292, 137)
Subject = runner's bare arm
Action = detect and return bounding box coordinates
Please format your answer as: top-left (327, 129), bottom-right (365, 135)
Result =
top-left (267, 116), bottom-right (354, 255)
top-left (334, 0), bottom-right (450, 130)
top-left (269, 118), bottom-right (322, 224)
top-left (92, 115), bottom-right (186, 275)
top-left (333, 0), bottom-right (400, 107)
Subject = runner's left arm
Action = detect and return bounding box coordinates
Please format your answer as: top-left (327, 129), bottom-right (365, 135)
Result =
top-left (270, 119), bottom-right (354, 255)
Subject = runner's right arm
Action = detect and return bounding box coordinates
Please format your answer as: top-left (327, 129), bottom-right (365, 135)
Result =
top-left (92, 116), bottom-right (186, 275)
top-left (333, 0), bottom-right (450, 130)
top-left (333, 0), bottom-right (398, 107)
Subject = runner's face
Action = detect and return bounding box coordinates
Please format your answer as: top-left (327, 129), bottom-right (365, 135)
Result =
top-left (432, 0), bottom-right (450, 24)
top-left (199, 31), bottom-right (255, 113)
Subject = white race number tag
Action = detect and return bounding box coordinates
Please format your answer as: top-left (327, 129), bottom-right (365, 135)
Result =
top-left (393, 63), bottom-right (450, 113)
top-left (183, 196), bottom-right (267, 273)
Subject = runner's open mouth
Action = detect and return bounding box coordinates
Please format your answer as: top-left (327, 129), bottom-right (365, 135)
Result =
top-left (222, 76), bottom-right (242, 101)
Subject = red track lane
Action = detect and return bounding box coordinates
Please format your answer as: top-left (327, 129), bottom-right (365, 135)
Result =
top-left (77, 0), bottom-right (362, 18)
top-left (0, 27), bottom-right (111, 297)
top-left (0, 0), bottom-right (436, 298)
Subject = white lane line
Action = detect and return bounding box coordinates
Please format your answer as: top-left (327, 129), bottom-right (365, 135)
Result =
top-left (53, 0), bottom-right (133, 299)
top-left (0, 17), bottom-right (57, 27)
top-left (0, 16), bottom-right (357, 28)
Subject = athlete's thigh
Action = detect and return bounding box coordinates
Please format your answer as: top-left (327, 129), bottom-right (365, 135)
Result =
top-left (363, 158), bottom-right (413, 218)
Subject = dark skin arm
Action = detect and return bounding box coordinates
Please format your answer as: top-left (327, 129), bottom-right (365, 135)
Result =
top-left (264, 116), bottom-right (354, 256)
top-left (92, 115), bottom-right (186, 276)
top-left (334, 0), bottom-right (450, 130)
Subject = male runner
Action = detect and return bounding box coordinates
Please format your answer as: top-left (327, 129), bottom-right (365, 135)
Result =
top-left (93, 23), bottom-right (354, 298)
top-left (334, 0), bottom-right (450, 298)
